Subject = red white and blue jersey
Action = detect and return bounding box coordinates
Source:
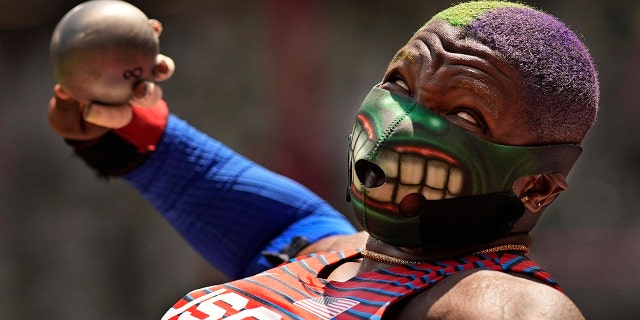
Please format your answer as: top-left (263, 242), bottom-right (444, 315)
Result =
top-left (162, 249), bottom-right (560, 320)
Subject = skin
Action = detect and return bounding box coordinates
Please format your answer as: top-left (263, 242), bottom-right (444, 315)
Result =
top-left (49, 19), bottom-right (174, 132)
top-left (48, 16), bottom-right (583, 320)
top-left (301, 20), bottom-right (583, 319)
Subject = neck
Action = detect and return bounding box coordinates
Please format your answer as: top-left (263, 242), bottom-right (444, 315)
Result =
top-left (358, 233), bottom-right (532, 272)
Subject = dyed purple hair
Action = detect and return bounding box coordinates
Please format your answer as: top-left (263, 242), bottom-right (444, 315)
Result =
top-left (432, 2), bottom-right (599, 143)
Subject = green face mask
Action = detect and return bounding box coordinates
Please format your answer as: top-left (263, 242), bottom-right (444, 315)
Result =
top-left (347, 87), bottom-right (582, 249)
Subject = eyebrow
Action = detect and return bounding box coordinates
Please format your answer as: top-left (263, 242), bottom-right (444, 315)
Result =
top-left (454, 77), bottom-right (499, 117)
top-left (391, 48), bottom-right (415, 64)
top-left (392, 40), bottom-right (501, 118)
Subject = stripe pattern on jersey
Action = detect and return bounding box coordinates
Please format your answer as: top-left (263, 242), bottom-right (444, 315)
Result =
top-left (163, 249), bottom-right (560, 320)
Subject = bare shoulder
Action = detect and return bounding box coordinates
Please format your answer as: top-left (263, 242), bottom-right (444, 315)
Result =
top-left (397, 269), bottom-right (584, 320)
top-left (298, 231), bottom-right (369, 256)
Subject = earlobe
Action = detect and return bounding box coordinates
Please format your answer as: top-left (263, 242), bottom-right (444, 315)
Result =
top-left (513, 173), bottom-right (568, 213)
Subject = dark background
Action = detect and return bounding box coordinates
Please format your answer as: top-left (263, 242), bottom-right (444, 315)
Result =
top-left (1, 0), bottom-right (638, 319)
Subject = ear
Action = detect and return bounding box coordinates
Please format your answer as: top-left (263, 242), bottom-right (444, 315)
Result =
top-left (512, 173), bottom-right (568, 213)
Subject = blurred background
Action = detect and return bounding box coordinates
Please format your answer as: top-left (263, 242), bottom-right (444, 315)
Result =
top-left (1, 0), bottom-right (638, 318)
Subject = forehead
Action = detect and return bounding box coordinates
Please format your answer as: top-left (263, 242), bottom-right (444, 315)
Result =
top-left (386, 20), bottom-right (538, 145)
top-left (394, 20), bottom-right (521, 79)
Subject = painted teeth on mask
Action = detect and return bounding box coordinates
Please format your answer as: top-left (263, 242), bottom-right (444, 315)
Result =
top-left (447, 167), bottom-right (463, 197)
top-left (362, 146), bottom-right (464, 204)
top-left (352, 122), bottom-right (464, 205)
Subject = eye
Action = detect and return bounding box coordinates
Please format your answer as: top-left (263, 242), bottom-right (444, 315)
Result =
top-left (393, 78), bottom-right (410, 91)
top-left (453, 110), bottom-right (478, 125)
top-left (380, 74), bottom-right (411, 96)
top-left (446, 109), bottom-right (487, 134)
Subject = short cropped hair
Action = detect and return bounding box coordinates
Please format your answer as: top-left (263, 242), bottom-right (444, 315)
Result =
top-left (428, 1), bottom-right (599, 144)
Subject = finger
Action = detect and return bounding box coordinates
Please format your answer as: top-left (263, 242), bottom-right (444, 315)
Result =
top-left (54, 84), bottom-right (72, 101)
top-left (84, 103), bottom-right (133, 129)
top-left (149, 19), bottom-right (163, 36)
top-left (48, 94), bottom-right (109, 140)
top-left (131, 81), bottom-right (162, 107)
top-left (153, 54), bottom-right (175, 82)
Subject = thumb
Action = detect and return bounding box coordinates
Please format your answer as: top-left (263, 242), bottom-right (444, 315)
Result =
top-left (48, 84), bottom-right (110, 140)
top-left (130, 81), bottom-right (163, 107)
top-left (83, 103), bottom-right (133, 129)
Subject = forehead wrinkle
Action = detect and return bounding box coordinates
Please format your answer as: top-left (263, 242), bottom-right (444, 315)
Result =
top-left (422, 21), bottom-right (517, 83)
top-left (413, 32), bottom-right (501, 117)
top-left (412, 30), bottom-right (449, 79)
top-left (450, 36), bottom-right (517, 85)
top-left (390, 29), bottom-right (442, 69)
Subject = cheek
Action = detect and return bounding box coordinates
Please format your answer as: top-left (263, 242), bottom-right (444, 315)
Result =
top-left (491, 110), bottom-right (535, 145)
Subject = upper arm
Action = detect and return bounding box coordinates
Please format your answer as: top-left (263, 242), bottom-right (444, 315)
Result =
top-left (400, 269), bottom-right (584, 320)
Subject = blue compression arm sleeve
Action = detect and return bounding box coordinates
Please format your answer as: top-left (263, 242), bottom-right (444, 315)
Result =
top-left (123, 115), bottom-right (357, 278)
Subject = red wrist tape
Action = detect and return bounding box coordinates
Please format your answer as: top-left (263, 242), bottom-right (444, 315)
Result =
top-left (115, 99), bottom-right (169, 153)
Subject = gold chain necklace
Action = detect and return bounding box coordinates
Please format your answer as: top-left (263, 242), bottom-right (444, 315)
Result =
top-left (472, 244), bottom-right (529, 255)
top-left (361, 244), bottom-right (529, 267)
top-left (361, 249), bottom-right (429, 266)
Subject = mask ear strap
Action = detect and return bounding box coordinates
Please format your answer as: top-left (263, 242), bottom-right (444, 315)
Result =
top-left (508, 144), bottom-right (582, 234)
top-left (529, 144), bottom-right (582, 177)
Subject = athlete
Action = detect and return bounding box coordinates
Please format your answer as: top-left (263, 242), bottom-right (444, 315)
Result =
top-left (48, 1), bottom-right (598, 318)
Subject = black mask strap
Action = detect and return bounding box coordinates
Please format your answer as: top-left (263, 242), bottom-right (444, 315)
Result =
top-left (397, 192), bottom-right (525, 250)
